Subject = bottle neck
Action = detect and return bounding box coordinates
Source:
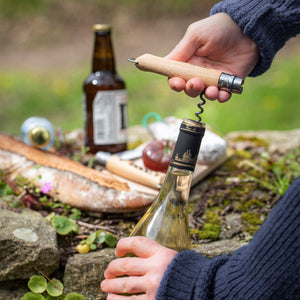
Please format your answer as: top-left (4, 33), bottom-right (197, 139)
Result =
top-left (157, 165), bottom-right (194, 205)
top-left (169, 119), bottom-right (205, 172)
top-left (166, 165), bottom-right (193, 178)
top-left (157, 119), bottom-right (205, 203)
top-left (92, 30), bottom-right (116, 72)
top-left (130, 163), bottom-right (193, 251)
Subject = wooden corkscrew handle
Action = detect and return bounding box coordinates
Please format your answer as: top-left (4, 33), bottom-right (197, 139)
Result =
top-left (130, 54), bottom-right (244, 94)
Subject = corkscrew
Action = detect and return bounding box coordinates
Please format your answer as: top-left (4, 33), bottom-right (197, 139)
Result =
top-left (128, 54), bottom-right (244, 94)
top-left (195, 91), bottom-right (206, 122)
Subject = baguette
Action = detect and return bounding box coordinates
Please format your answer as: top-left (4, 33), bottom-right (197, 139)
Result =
top-left (0, 134), bottom-right (154, 212)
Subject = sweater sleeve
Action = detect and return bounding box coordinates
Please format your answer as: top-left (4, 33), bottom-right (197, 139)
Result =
top-left (156, 175), bottom-right (300, 299)
top-left (210, 0), bottom-right (300, 77)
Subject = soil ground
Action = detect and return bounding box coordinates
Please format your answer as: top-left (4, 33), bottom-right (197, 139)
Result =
top-left (2, 132), bottom-right (299, 281)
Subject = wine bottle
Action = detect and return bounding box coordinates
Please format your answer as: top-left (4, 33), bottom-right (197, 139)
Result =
top-left (130, 118), bottom-right (205, 252)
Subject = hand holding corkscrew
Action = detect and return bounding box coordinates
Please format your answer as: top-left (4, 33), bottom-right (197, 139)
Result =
top-left (129, 53), bottom-right (244, 122)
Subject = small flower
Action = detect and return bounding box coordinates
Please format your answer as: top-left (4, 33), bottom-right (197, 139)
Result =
top-left (40, 181), bottom-right (52, 194)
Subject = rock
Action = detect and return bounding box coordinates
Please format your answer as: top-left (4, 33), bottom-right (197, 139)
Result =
top-left (0, 209), bottom-right (59, 281)
top-left (226, 128), bottom-right (300, 153)
top-left (193, 238), bottom-right (248, 259)
top-left (0, 280), bottom-right (28, 300)
top-left (63, 248), bottom-right (115, 300)
top-left (148, 116), bottom-right (227, 165)
top-left (219, 213), bottom-right (243, 239)
top-left (0, 128), bottom-right (298, 298)
top-left (197, 129), bottom-right (227, 165)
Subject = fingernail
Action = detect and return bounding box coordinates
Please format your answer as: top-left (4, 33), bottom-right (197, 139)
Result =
top-left (187, 82), bottom-right (194, 90)
top-left (101, 280), bottom-right (106, 290)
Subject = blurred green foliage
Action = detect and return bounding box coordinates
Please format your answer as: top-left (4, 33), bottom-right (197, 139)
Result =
top-left (0, 0), bottom-right (214, 20)
top-left (0, 54), bottom-right (299, 135)
top-left (0, 0), bottom-right (47, 18)
top-left (127, 54), bottom-right (300, 133)
top-left (0, 0), bottom-right (299, 136)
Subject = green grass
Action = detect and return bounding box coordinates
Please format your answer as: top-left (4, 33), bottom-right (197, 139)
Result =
top-left (1, 54), bottom-right (299, 136)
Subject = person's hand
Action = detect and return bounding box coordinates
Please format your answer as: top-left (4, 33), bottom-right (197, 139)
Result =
top-left (101, 236), bottom-right (177, 299)
top-left (166, 12), bottom-right (260, 102)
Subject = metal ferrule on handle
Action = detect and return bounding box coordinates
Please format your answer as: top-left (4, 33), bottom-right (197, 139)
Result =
top-left (129, 54), bottom-right (244, 94)
top-left (218, 73), bottom-right (244, 94)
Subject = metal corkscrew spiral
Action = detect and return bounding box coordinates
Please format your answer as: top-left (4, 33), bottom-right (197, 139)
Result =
top-left (195, 91), bottom-right (206, 122)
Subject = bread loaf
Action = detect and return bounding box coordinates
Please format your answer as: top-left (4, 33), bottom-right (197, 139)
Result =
top-left (0, 134), bottom-right (154, 212)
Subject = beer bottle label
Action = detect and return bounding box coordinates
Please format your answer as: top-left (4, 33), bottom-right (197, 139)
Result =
top-left (93, 89), bottom-right (127, 145)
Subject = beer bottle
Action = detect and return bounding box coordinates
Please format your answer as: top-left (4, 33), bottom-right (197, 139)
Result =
top-left (130, 118), bottom-right (205, 252)
top-left (83, 24), bottom-right (127, 154)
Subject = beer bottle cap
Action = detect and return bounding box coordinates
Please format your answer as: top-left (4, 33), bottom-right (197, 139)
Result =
top-left (93, 24), bottom-right (111, 32)
top-left (20, 117), bottom-right (55, 150)
top-left (28, 127), bottom-right (51, 148)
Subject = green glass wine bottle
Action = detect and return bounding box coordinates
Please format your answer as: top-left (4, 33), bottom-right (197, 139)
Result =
top-left (130, 118), bottom-right (205, 252)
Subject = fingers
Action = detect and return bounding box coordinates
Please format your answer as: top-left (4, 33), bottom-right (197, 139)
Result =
top-left (115, 236), bottom-right (163, 258)
top-left (168, 77), bottom-right (205, 98)
top-left (205, 87), bottom-right (232, 102)
top-left (104, 256), bottom-right (147, 279)
top-left (102, 237), bottom-right (177, 298)
top-left (186, 78), bottom-right (206, 98)
top-left (168, 77), bottom-right (186, 92)
top-left (104, 237), bottom-right (177, 280)
top-left (101, 276), bottom-right (146, 295)
top-left (218, 90), bottom-right (232, 103)
top-left (204, 86), bottom-right (219, 100)
top-left (168, 77), bottom-right (232, 102)
top-left (106, 293), bottom-right (148, 300)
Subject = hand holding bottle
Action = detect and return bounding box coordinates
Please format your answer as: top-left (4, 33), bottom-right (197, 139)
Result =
top-left (101, 236), bottom-right (177, 298)
top-left (166, 13), bottom-right (259, 102)
top-left (102, 118), bottom-right (204, 297)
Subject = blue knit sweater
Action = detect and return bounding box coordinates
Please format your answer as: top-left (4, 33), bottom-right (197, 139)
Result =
top-left (157, 2), bottom-right (300, 299)
top-left (157, 175), bottom-right (300, 299)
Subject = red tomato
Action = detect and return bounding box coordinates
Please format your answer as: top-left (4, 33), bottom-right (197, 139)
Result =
top-left (142, 140), bottom-right (173, 173)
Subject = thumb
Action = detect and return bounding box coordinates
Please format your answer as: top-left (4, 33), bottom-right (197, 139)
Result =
top-left (115, 236), bottom-right (163, 258)
top-left (165, 31), bottom-right (197, 62)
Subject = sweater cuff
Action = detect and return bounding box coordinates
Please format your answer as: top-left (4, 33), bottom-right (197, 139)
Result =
top-left (210, 0), bottom-right (299, 77)
top-left (157, 250), bottom-right (208, 299)
top-left (156, 250), bottom-right (229, 299)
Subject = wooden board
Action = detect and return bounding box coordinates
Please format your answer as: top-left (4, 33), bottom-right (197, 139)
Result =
top-left (110, 153), bottom-right (229, 197)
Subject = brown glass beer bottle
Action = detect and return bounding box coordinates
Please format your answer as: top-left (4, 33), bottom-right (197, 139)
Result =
top-left (83, 24), bottom-right (127, 154)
